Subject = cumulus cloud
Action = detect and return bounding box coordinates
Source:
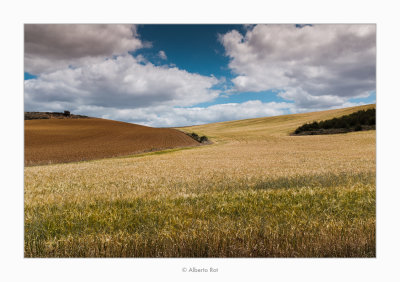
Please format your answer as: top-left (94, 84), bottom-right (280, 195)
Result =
top-left (158, 50), bottom-right (167, 60)
top-left (25, 24), bottom-right (144, 74)
top-left (24, 52), bottom-right (293, 126)
top-left (147, 100), bottom-right (293, 127)
top-left (24, 24), bottom-right (375, 127)
top-left (220, 24), bottom-right (376, 109)
top-left (24, 55), bottom-right (219, 111)
top-left (24, 24), bottom-right (236, 126)
top-left (53, 100), bottom-right (294, 127)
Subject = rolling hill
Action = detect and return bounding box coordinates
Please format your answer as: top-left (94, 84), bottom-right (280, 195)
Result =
top-left (180, 104), bottom-right (376, 141)
top-left (25, 104), bottom-right (376, 257)
top-left (24, 118), bottom-right (200, 166)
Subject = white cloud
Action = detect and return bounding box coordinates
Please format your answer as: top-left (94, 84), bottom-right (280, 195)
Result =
top-left (24, 55), bottom-right (219, 112)
top-left (156, 100), bottom-right (293, 127)
top-left (24, 24), bottom-right (376, 127)
top-left (158, 50), bottom-right (167, 60)
top-left (220, 24), bottom-right (376, 109)
top-left (62, 100), bottom-right (294, 127)
top-left (24, 24), bottom-right (235, 127)
top-left (25, 24), bottom-right (144, 74)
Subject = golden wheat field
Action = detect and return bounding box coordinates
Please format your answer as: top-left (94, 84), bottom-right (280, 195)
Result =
top-left (24, 104), bottom-right (376, 257)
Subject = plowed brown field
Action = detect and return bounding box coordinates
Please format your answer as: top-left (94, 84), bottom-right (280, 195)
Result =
top-left (25, 118), bottom-right (199, 165)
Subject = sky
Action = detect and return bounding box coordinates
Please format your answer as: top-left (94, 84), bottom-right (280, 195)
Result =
top-left (24, 24), bottom-right (376, 127)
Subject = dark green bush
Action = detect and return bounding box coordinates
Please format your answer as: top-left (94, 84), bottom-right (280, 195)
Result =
top-left (199, 136), bottom-right (209, 143)
top-left (186, 132), bottom-right (210, 143)
top-left (190, 133), bottom-right (199, 140)
top-left (294, 108), bottom-right (375, 135)
top-left (368, 116), bottom-right (375, 126)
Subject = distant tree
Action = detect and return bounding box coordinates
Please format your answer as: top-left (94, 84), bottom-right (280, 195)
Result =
top-left (190, 133), bottom-right (199, 140)
top-left (64, 110), bottom-right (71, 117)
top-left (199, 136), bottom-right (209, 143)
top-left (186, 132), bottom-right (210, 143)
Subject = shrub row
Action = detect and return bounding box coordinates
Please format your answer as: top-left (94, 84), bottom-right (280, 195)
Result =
top-left (186, 132), bottom-right (209, 143)
top-left (24, 111), bottom-right (89, 120)
top-left (294, 108), bottom-right (375, 134)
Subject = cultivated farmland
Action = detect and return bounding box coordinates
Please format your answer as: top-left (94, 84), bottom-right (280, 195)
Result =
top-left (24, 104), bottom-right (376, 257)
top-left (25, 118), bottom-right (199, 166)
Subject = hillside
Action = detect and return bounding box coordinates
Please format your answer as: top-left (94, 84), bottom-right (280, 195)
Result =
top-left (25, 118), bottom-right (200, 166)
top-left (179, 104), bottom-right (376, 141)
top-left (25, 104), bottom-right (376, 257)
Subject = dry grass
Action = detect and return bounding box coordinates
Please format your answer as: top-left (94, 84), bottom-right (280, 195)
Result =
top-left (25, 118), bottom-right (199, 165)
top-left (24, 104), bottom-right (376, 257)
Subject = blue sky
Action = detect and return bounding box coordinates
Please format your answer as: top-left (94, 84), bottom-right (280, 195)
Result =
top-left (131, 25), bottom-right (291, 108)
top-left (24, 72), bottom-right (37, 80)
top-left (133, 25), bottom-right (243, 77)
top-left (24, 24), bottom-right (376, 127)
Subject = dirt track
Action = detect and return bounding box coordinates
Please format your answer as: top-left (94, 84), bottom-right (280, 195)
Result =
top-left (25, 118), bottom-right (199, 165)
